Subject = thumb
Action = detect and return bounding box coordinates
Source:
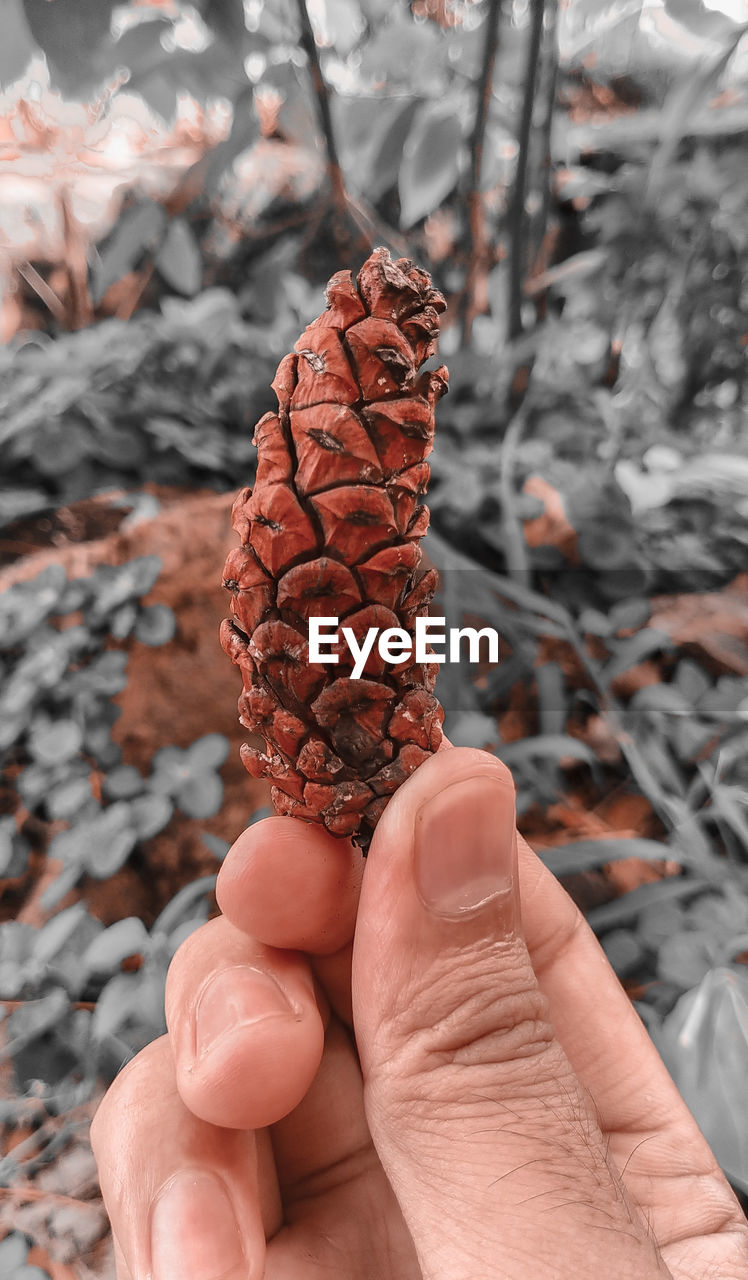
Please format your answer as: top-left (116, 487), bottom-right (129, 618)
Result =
top-left (352, 748), bottom-right (665, 1280)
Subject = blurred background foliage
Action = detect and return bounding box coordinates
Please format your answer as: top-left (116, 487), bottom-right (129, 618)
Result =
top-left (1, 0), bottom-right (747, 1272)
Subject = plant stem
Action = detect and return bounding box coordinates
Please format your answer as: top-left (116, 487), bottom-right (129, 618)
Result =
top-left (59, 189), bottom-right (93, 330)
top-left (295, 0), bottom-right (348, 216)
top-left (507, 0), bottom-right (545, 340)
top-left (462, 0), bottom-right (503, 346)
top-left (529, 0), bottom-right (559, 278)
top-left (498, 402), bottom-right (531, 584)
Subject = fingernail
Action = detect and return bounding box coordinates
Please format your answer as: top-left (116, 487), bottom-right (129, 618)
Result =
top-left (414, 775), bottom-right (516, 919)
top-left (194, 965), bottom-right (299, 1060)
top-left (150, 1169), bottom-right (245, 1280)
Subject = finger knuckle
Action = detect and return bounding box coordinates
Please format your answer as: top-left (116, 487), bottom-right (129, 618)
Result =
top-left (376, 938), bottom-right (558, 1099)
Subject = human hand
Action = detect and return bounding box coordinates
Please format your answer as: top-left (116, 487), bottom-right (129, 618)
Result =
top-left (91, 748), bottom-right (748, 1279)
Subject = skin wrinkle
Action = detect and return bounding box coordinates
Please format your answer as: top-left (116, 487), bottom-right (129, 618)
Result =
top-left (367, 1047), bottom-right (669, 1275)
top-left (370, 938), bottom-right (557, 1074)
top-left (281, 1135), bottom-right (379, 1206)
top-left (525, 877), bottom-right (587, 980)
top-left (673, 1230), bottom-right (748, 1279)
top-left (639, 1170), bottom-right (747, 1243)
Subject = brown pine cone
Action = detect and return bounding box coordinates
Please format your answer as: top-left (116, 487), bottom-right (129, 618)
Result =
top-left (220, 248), bottom-right (448, 851)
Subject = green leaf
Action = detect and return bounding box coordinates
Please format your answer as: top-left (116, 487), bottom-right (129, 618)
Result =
top-left (629, 684), bottom-right (692, 716)
top-left (0, 1233), bottom-right (29, 1271)
top-left (129, 793), bottom-right (173, 840)
top-left (91, 972), bottom-right (141, 1041)
top-left (637, 900), bottom-right (689, 951)
top-left (686, 892), bottom-right (748, 940)
top-left (202, 834), bottom-right (230, 862)
top-left (22, 0), bottom-right (119, 95)
top-left (167, 917), bottom-right (207, 955)
top-left (46, 775), bottom-right (93, 821)
top-left (40, 863), bottom-right (84, 913)
top-left (247, 805), bottom-right (273, 826)
top-left (28, 719), bottom-right (83, 767)
top-left (1, 989), bottom-right (69, 1063)
top-left (176, 772), bottom-right (223, 819)
top-left (659, 968), bottom-right (748, 1192)
top-left (103, 766), bottom-right (145, 801)
top-left (87, 423), bottom-right (148, 470)
top-left (308, 0), bottom-right (363, 54)
top-left (134, 604), bottom-right (177, 647)
top-left (426, 530), bottom-right (572, 628)
top-left (149, 747), bottom-right (189, 794)
top-left (663, 0), bottom-right (741, 41)
top-left (201, 86), bottom-right (259, 189)
top-left (0, 488), bottom-right (49, 526)
top-left (0, 921), bottom-right (36, 965)
top-left (398, 101), bottom-right (464, 228)
top-left (709, 784), bottom-right (748, 848)
top-left (110, 16), bottom-right (175, 76)
top-left (69, 650), bottom-right (128, 697)
top-left (186, 734), bottom-right (230, 772)
top-left (576, 518), bottom-right (638, 572)
top-left (646, 20), bottom-right (748, 203)
top-left (156, 220), bottom-right (203, 297)
top-left (446, 711), bottom-right (499, 750)
top-left (110, 602), bottom-right (138, 640)
top-left (91, 202), bottom-right (166, 305)
top-left (84, 827), bottom-right (139, 879)
top-left (83, 917), bottom-right (150, 974)
top-left (602, 628), bottom-right (671, 683)
top-left (33, 903), bottom-right (90, 965)
top-left (29, 420), bottom-right (92, 477)
top-left (0, 566), bottom-right (67, 644)
top-left (360, 16), bottom-right (443, 88)
top-left (199, 0), bottom-right (247, 44)
top-left (497, 735), bottom-right (597, 769)
top-left (54, 577), bottom-right (91, 615)
top-left (152, 873), bottom-right (217, 937)
top-left (538, 837), bottom-right (676, 877)
top-left (135, 70), bottom-right (180, 124)
top-left (0, 818), bottom-right (17, 877)
top-left (600, 928), bottom-right (644, 977)
top-left (360, 97), bottom-right (420, 201)
top-left (675, 659), bottom-right (712, 706)
top-left (88, 556), bottom-right (162, 620)
top-left (608, 597), bottom-right (651, 634)
top-left (657, 929), bottom-right (719, 989)
top-left (48, 801), bottom-right (133, 870)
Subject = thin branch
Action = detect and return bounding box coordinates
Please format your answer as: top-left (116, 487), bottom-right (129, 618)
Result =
top-left (461, 0), bottom-right (503, 346)
top-left (529, 0), bottom-right (559, 279)
top-left (295, 0), bottom-right (347, 215)
top-left (15, 262), bottom-right (65, 323)
top-left (507, 0), bottom-right (545, 340)
top-left (59, 188), bottom-right (93, 330)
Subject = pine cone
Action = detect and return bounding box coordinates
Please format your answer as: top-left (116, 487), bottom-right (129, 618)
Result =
top-left (220, 248), bottom-right (449, 851)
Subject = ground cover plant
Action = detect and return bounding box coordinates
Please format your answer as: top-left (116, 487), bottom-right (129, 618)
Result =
top-left (0, 0), bottom-right (747, 1273)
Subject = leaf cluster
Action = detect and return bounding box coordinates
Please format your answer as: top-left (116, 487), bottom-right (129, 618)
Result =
top-left (0, 560), bottom-right (231, 1114)
top-left (429, 533), bottom-right (748, 1007)
top-left (0, 289), bottom-right (300, 523)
